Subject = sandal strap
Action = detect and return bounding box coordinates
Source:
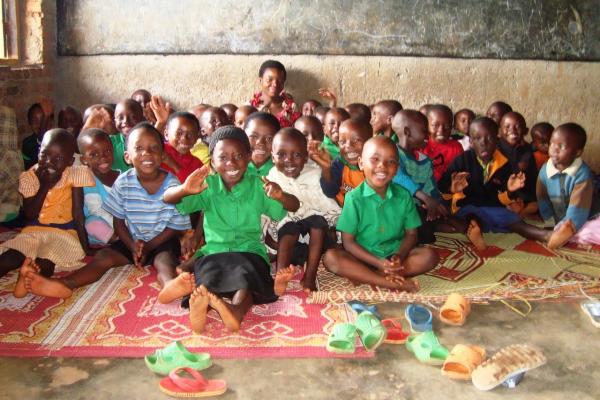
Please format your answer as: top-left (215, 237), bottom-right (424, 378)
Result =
top-left (169, 367), bottom-right (208, 392)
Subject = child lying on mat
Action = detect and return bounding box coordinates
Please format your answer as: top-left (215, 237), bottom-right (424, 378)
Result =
top-left (158, 127), bottom-right (299, 333)
top-left (323, 136), bottom-right (439, 292)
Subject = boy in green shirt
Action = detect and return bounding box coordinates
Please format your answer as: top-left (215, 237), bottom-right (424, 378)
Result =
top-left (323, 136), bottom-right (439, 292)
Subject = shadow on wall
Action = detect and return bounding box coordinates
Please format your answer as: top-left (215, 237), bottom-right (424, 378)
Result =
top-left (286, 68), bottom-right (334, 107)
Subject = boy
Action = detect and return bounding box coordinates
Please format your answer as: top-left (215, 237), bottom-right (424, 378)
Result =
top-left (23, 123), bottom-right (191, 298)
top-left (321, 107), bottom-right (350, 160)
top-left (423, 104), bottom-right (463, 181)
top-left (22, 102), bottom-right (53, 170)
top-left (313, 119), bottom-right (372, 206)
top-left (161, 112), bottom-right (203, 183)
top-left (131, 89), bottom-right (153, 123)
top-left (220, 103), bottom-right (238, 124)
top-left (537, 123), bottom-right (600, 248)
top-left (486, 101), bottom-right (512, 125)
top-left (234, 105), bottom-right (257, 128)
top-left (302, 100), bottom-right (322, 117)
top-left (370, 100), bottom-right (403, 142)
top-left (530, 122), bottom-right (554, 170)
top-left (112, 99), bottom-right (145, 173)
top-left (345, 103), bottom-right (372, 124)
top-left (267, 128), bottom-right (340, 291)
top-left (323, 136), bottom-right (439, 291)
top-left (244, 112), bottom-right (281, 177)
top-left (58, 106), bottom-right (83, 138)
top-left (453, 108), bottom-right (475, 150)
top-left (191, 106), bottom-right (229, 166)
top-left (294, 115), bottom-right (325, 143)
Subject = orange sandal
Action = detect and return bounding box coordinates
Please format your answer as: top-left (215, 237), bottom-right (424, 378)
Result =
top-left (439, 293), bottom-right (470, 326)
top-left (441, 344), bottom-right (486, 380)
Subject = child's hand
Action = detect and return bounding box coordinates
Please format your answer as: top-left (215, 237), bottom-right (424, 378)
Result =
top-left (318, 88), bottom-right (337, 107)
top-left (143, 103), bottom-right (157, 124)
top-left (182, 165), bottom-right (210, 195)
top-left (507, 172), bottom-right (526, 192)
top-left (420, 195), bottom-right (444, 221)
top-left (308, 140), bottom-right (331, 169)
top-left (35, 164), bottom-right (62, 187)
top-left (83, 107), bottom-right (113, 133)
top-left (133, 239), bottom-right (147, 268)
top-left (383, 254), bottom-right (405, 275)
top-left (450, 172), bottom-right (469, 194)
top-left (149, 95), bottom-right (171, 125)
top-left (262, 177), bottom-right (284, 201)
top-left (180, 230), bottom-right (203, 261)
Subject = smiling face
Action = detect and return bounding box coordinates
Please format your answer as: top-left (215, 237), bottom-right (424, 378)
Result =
top-left (470, 121), bottom-right (498, 163)
top-left (324, 108), bottom-right (350, 144)
top-left (200, 108), bottom-right (229, 143)
top-left (272, 130), bottom-right (308, 178)
top-left (115, 100), bottom-right (144, 137)
top-left (294, 116), bottom-right (324, 143)
top-left (359, 137), bottom-right (399, 196)
top-left (427, 109), bottom-right (453, 144)
top-left (260, 67), bottom-right (285, 98)
top-left (339, 120), bottom-right (373, 166)
top-left (302, 100), bottom-right (320, 117)
top-left (80, 135), bottom-right (114, 176)
top-left (166, 116), bottom-right (199, 155)
top-left (548, 128), bottom-right (582, 172)
top-left (211, 138), bottom-right (251, 190)
top-left (37, 132), bottom-right (76, 181)
top-left (245, 118), bottom-right (277, 167)
top-left (124, 127), bottom-right (164, 179)
top-left (499, 112), bottom-right (528, 147)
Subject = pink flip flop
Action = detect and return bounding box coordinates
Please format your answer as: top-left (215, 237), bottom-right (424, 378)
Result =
top-left (158, 367), bottom-right (227, 398)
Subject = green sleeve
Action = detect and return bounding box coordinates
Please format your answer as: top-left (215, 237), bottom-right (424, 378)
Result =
top-left (336, 193), bottom-right (359, 234)
top-left (176, 190), bottom-right (209, 215)
top-left (262, 194), bottom-right (286, 221)
top-left (403, 194), bottom-right (422, 230)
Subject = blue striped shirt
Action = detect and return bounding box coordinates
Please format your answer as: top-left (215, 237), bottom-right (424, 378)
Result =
top-left (103, 169), bottom-right (191, 242)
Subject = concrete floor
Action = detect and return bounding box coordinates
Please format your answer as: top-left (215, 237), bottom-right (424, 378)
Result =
top-left (0, 301), bottom-right (598, 400)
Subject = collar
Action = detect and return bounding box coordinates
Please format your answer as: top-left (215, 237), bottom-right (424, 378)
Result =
top-left (477, 149), bottom-right (508, 177)
top-left (361, 180), bottom-right (393, 200)
top-left (249, 158), bottom-right (273, 174)
top-left (546, 157), bottom-right (582, 178)
top-left (214, 171), bottom-right (252, 196)
top-left (340, 155), bottom-right (360, 170)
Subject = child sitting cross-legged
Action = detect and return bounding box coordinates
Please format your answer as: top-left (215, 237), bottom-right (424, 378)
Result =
top-left (266, 128), bottom-right (340, 292)
top-left (323, 136), bottom-right (439, 292)
top-left (22, 123), bottom-right (192, 298)
top-left (157, 126), bottom-right (299, 332)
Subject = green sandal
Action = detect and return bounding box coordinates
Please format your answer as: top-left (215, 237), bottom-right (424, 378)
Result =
top-left (145, 341), bottom-right (212, 375)
top-left (326, 323), bottom-right (357, 354)
top-left (355, 311), bottom-right (387, 352)
top-left (406, 331), bottom-right (450, 365)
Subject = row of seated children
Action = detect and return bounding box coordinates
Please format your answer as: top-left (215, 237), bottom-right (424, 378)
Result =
top-left (3, 66), bottom-right (599, 333)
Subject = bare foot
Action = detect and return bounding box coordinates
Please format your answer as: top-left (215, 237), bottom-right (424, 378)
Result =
top-left (24, 271), bottom-right (72, 299)
top-left (386, 274), bottom-right (420, 293)
top-left (157, 272), bottom-right (194, 304)
top-left (274, 265), bottom-right (295, 296)
top-left (300, 274), bottom-right (317, 293)
top-left (14, 258), bottom-right (39, 298)
top-left (547, 220), bottom-right (576, 249)
top-left (467, 220), bottom-right (487, 251)
top-left (207, 290), bottom-right (240, 332)
top-left (189, 285), bottom-right (209, 334)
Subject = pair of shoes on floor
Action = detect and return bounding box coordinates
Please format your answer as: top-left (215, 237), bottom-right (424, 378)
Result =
top-left (326, 311), bottom-right (387, 353)
top-left (146, 341), bottom-right (227, 398)
top-left (405, 293), bottom-right (471, 332)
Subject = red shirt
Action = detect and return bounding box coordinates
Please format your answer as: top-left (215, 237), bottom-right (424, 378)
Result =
top-left (423, 139), bottom-right (463, 182)
top-left (161, 143), bottom-right (203, 183)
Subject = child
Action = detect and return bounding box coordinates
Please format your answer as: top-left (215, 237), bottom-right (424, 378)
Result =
top-left (112, 99), bottom-right (145, 173)
top-left (323, 136), bottom-right (438, 291)
top-left (234, 105), bottom-right (258, 129)
top-left (423, 104), bottom-right (464, 182)
top-left (82, 104), bottom-right (117, 135)
top-left (250, 60), bottom-right (301, 128)
top-left (161, 112), bottom-right (203, 183)
top-left (498, 112), bottom-right (538, 213)
top-left (370, 100), bottom-right (403, 142)
top-left (392, 110), bottom-right (485, 248)
top-left (301, 99), bottom-right (321, 117)
top-left (321, 107), bottom-right (350, 160)
top-left (314, 119), bottom-right (372, 206)
top-left (78, 129), bottom-right (119, 245)
top-left (294, 115), bottom-right (325, 143)
top-left (537, 123), bottom-right (600, 248)
top-left (453, 108), bottom-right (475, 150)
top-left (58, 106), bottom-right (83, 138)
top-left (189, 104), bottom-right (210, 122)
top-left (191, 106), bottom-right (229, 166)
top-left (345, 103), bottom-right (372, 124)
top-left (22, 102), bottom-right (53, 170)
top-left (486, 101), bottom-right (512, 125)
top-left (314, 106), bottom-right (330, 125)
top-left (22, 123), bottom-right (192, 299)
top-left (0, 129), bottom-right (94, 297)
top-left (244, 112), bottom-right (281, 177)
top-left (438, 117), bottom-right (550, 243)
top-left (266, 128), bottom-right (340, 291)
top-left (530, 122), bottom-right (554, 170)
top-left (158, 126), bottom-right (299, 332)
top-left (220, 103), bottom-right (238, 124)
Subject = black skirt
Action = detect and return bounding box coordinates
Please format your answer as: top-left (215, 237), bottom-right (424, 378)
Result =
top-left (193, 252), bottom-right (277, 305)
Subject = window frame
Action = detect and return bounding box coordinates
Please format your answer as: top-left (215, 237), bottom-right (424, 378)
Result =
top-left (1, 0), bottom-right (20, 65)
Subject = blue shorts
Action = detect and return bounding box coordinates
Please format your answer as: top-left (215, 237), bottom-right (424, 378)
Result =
top-left (456, 205), bottom-right (521, 233)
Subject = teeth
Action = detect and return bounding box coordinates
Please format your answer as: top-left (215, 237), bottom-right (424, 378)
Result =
top-left (226, 170), bottom-right (239, 176)
top-left (254, 150), bottom-right (266, 155)
top-left (285, 167), bottom-right (296, 172)
top-left (142, 161), bottom-right (153, 165)
top-left (99, 163), bottom-right (110, 169)
top-left (375, 173), bottom-right (387, 179)
top-left (346, 152), bottom-right (359, 159)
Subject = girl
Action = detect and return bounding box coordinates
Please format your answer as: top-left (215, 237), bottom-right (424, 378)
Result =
top-left (0, 129), bottom-right (95, 297)
top-left (250, 60), bottom-right (301, 128)
top-left (78, 128), bottom-right (120, 245)
top-left (159, 126), bottom-right (299, 333)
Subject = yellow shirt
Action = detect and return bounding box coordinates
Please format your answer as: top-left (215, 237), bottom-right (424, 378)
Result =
top-left (191, 142), bottom-right (210, 166)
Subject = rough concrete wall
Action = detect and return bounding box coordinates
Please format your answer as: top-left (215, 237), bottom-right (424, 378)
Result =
top-left (56, 55), bottom-right (600, 170)
top-left (0, 0), bottom-right (56, 140)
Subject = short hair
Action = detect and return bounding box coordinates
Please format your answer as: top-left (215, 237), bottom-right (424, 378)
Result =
top-left (42, 128), bottom-right (77, 156)
top-left (345, 103), bottom-right (372, 123)
top-left (244, 111), bottom-right (281, 132)
top-left (454, 108), bottom-right (475, 122)
top-left (209, 126), bottom-right (251, 155)
top-left (427, 104), bottom-right (453, 120)
top-left (167, 111), bottom-right (200, 132)
top-left (258, 60), bottom-right (286, 79)
top-left (470, 116), bottom-right (499, 136)
top-left (375, 100), bottom-right (403, 116)
top-left (341, 118), bottom-right (373, 141)
top-left (117, 98), bottom-right (144, 117)
top-left (556, 123), bottom-right (587, 150)
top-left (277, 127), bottom-right (307, 150)
top-left (77, 128), bottom-right (112, 153)
top-left (128, 122), bottom-right (164, 150)
top-left (131, 89), bottom-right (151, 101)
top-left (27, 103), bottom-right (42, 123)
top-left (326, 107), bottom-right (351, 120)
top-left (488, 101), bottom-right (512, 114)
top-left (365, 136), bottom-right (399, 161)
top-left (531, 122), bottom-right (554, 136)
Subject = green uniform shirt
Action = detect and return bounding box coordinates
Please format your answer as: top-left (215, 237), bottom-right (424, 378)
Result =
top-left (376, 131), bottom-right (398, 143)
top-left (247, 158), bottom-right (274, 177)
top-left (176, 172), bottom-right (286, 262)
top-left (336, 181), bottom-right (421, 258)
top-left (320, 136), bottom-right (341, 160)
top-left (110, 133), bottom-right (131, 173)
